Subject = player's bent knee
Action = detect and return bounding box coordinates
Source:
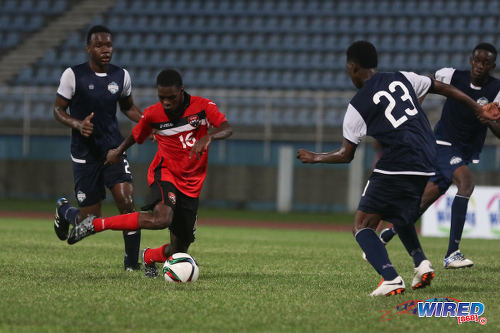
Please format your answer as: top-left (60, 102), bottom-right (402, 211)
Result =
top-left (457, 183), bottom-right (474, 197)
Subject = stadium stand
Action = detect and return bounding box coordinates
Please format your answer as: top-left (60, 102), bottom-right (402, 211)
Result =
top-left (0, 0), bottom-right (498, 125)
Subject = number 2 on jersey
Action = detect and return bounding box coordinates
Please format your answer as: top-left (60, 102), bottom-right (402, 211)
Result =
top-left (373, 81), bottom-right (418, 128)
top-left (179, 132), bottom-right (196, 149)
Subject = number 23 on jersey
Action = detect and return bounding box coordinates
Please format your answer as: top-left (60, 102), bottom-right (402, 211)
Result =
top-left (373, 81), bottom-right (418, 128)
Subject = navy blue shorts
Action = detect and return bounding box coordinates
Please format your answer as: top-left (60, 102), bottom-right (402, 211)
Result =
top-left (142, 181), bottom-right (198, 244)
top-left (72, 156), bottom-right (133, 207)
top-left (358, 172), bottom-right (429, 226)
top-left (429, 144), bottom-right (473, 192)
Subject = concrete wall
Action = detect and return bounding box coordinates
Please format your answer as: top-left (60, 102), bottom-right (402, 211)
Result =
top-left (0, 159), bottom-right (350, 211)
top-left (1, 159), bottom-right (498, 212)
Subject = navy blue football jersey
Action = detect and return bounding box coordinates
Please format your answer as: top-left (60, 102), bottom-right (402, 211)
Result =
top-left (434, 68), bottom-right (500, 160)
top-left (57, 62), bottom-right (132, 162)
top-left (343, 71), bottom-right (436, 175)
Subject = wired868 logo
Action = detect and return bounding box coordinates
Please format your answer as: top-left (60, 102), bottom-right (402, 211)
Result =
top-left (418, 298), bottom-right (487, 325)
top-left (380, 297), bottom-right (487, 325)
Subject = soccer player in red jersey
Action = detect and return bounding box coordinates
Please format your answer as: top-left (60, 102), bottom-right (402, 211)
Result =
top-left (59, 69), bottom-right (233, 277)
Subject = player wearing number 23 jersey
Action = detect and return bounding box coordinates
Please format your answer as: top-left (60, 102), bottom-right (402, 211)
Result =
top-left (343, 71), bottom-right (436, 176)
top-left (133, 93), bottom-right (226, 198)
top-left (297, 41), bottom-right (500, 296)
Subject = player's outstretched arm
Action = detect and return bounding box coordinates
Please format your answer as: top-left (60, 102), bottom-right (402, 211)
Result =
top-left (119, 95), bottom-right (142, 122)
top-left (105, 134), bottom-right (136, 165)
top-left (430, 80), bottom-right (500, 121)
top-left (53, 96), bottom-right (94, 137)
top-left (297, 138), bottom-right (357, 164)
top-left (189, 121), bottom-right (233, 160)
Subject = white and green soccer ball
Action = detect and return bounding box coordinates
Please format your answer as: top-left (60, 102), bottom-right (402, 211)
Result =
top-left (162, 253), bottom-right (199, 283)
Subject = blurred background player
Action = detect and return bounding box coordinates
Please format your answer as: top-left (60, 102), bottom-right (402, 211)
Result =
top-left (380, 43), bottom-right (500, 269)
top-left (53, 25), bottom-right (143, 271)
top-left (297, 41), bottom-right (500, 296)
top-left (57, 69), bottom-right (233, 278)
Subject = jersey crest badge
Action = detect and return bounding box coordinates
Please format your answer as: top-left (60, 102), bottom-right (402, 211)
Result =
top-left (77, 190), bottom-right (86, 203)
top-left (450, 156), bottom-right (463, 165)
top-left (476, 97), bottom-right (488, 106)
top-left (88, 84), bottom-right (94, 90)
top-left (188, 115), bottom-right (200, 128)
top-left (168, 192), bottom-right (176, 205)
top-left (107, 81), bottom-right (119, 94)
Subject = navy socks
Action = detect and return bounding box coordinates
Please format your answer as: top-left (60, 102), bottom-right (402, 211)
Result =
top-left (446, 195), bottom-right (469, 257)
top-left (394, 224), bottom-right (427, 267)
top-left (356, 228), bottom-right (398, 281)
top-left (380, 227), bottom-right (397, 243)
top-left (59, 204), bottom-right (80, 225)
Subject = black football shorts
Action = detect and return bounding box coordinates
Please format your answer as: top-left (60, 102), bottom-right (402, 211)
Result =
top-left (72, 156), bottom-right (133, 207)
top-left (358, 172), bottom-right (429, 226)
top-left (142, 181), bottom-right (198, 244)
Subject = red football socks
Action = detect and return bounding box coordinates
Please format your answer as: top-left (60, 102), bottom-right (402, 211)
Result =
top-left (144, 244), bottom-right (169, 265)
top-left (93, 212), bottom-right (140, 232)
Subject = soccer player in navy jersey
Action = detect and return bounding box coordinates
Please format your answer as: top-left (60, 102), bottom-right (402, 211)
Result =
top-left (57, 69), bottom-right (233, 278)
top-left (379, 43), bottom-right (500, 269)
top-left (297, 41), bottom-right (500, 296)
top-left (53, 25), bottom-right (143, 271)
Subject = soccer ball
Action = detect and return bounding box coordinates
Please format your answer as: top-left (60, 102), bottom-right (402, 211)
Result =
top-left (162, 253), bottom-right (199, 283)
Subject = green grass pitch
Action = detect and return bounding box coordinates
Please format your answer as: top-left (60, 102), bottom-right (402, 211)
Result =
top-left (0, 217), bottom-right (499, 332)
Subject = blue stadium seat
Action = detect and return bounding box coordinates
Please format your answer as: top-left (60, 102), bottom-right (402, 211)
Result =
top-left (133, 51), bottom-right (147, 66)
top-left (40, 49), bottom-right (57, 65)
top-left (143, 34), bottom-right (159, 49)
top-left (406, 54), bottom-right (420, 70)
top-left (442, 0), bottom-right (459, 15)
top-left (51, 0), bottom-right (66, 13)
top-left (0, 31), bottom-right (19, 48)
top-left (467, 35), bottom-right (480, 50)
top-left (25, 15), bottom-right (42, 31)
top-left (420, 53), bottom-right (435, 71)
top-left (467, 18), bottom-right (481, 33)
top-left (31, 103), bottom-right (51, 120)
top-left (451, 17), bottom-right (466, 33)
top-left (1, 0), bottom-right (17, 13)
top-left (434, 54), bottom-right (449, 70)
top-left (7, 0), bottom-right (492, 92)
top-left (437, 35), bottom-right (451, 50)
top-left (15, 67), bottom-right (33, 85)
top-left (148, 51), bottom-right (163, 67)
top-left (449, 54), bottom-right (465, 68)
top-left (422, 17), bottom-right (437, 33)
top-left (451, 35), bottom-right (466, 52)
top-left (482, 17), bottom-right (496, 33)
top-left (3, 101), bottom-right (20, 119)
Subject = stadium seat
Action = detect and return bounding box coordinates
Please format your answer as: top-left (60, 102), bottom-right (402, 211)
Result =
top-left (15, 67), bottom-right (33, 85)
top-left (0, 31), bottom-right (19, 48)
top-left (482, 17), bottom-right (496, 33)
top-left (7, 0), bottom-right (493, 93)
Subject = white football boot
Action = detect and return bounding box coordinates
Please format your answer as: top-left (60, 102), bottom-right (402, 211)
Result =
top-left (443, 250), bottom-right (474, 269)
top-left (412, 259), bottom-right (435, 290)
top-left (370, 276), bottom-right (405, 296)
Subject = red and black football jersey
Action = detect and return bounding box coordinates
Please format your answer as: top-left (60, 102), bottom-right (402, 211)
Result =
top-left (133, 93), bottom-right (226, 197)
